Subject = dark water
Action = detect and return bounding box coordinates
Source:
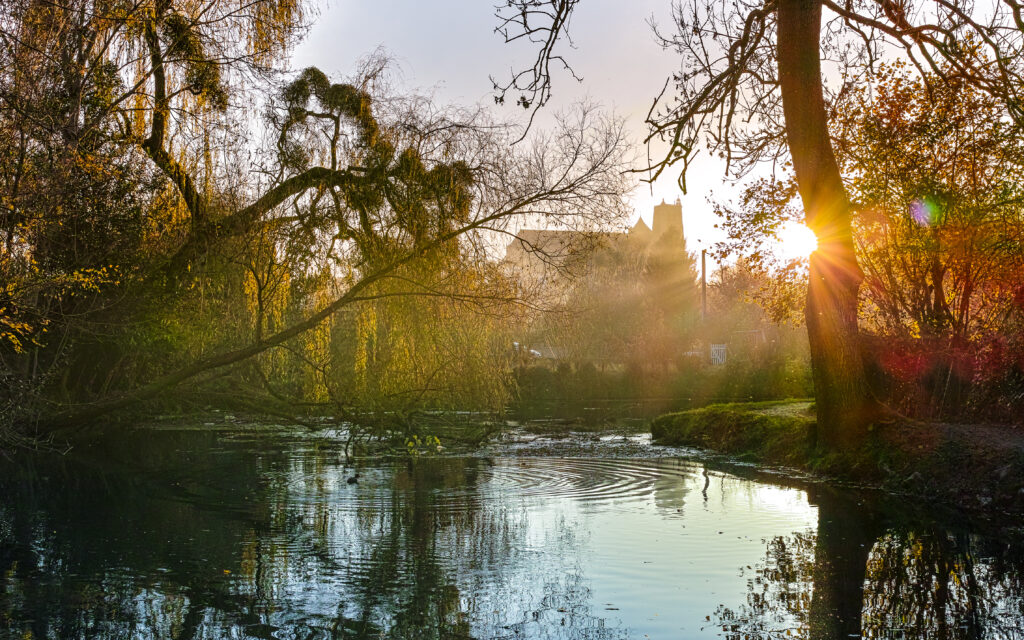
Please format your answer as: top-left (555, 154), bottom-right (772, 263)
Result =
top-left (1, 426), bottom-right (1023, 639)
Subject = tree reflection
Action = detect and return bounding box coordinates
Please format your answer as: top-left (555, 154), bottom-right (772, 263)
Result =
top-left (862, 528), bottom-right (1024, 638)
top-left (9, 433), bottom-right (1023, 640)
top-left (715, 531), bottom-right (816, 637)
top-left (806, 487), bottom-right (882, 639)
top-left (714, 487), bottom-right (1024, 639)
top-left (0, 431), bottom-right (627, 639)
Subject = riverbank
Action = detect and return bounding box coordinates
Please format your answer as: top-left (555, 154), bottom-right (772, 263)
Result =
top-left (650, 401), bottom-right (1024, 513)
top-left (43, 403), bottom-right (1024, 516)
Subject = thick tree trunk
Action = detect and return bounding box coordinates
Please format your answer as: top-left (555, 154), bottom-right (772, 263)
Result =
top-left (776, 0), bottom-right (875, 450)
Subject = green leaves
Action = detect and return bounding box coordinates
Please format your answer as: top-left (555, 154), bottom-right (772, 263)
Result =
top-left (160, 13), bottom-right (226, 110)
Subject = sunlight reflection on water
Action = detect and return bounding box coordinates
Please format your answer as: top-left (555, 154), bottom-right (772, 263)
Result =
top-left (0, 428), bottom-right (1021, 639)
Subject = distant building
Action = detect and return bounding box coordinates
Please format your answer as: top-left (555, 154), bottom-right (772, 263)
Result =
top-left (627, 199), bottom-right (685, 246)
top-left (503, 199), bottom-right (686, 285)
top-left (505, 200), bottom-right (698, 364)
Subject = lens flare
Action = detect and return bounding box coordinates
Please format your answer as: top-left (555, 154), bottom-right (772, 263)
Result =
top-left (909, 197), bottom-right (941, 227)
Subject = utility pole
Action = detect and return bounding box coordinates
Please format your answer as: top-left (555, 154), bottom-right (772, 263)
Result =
top-left (701, 248), bottom-right (707, 322)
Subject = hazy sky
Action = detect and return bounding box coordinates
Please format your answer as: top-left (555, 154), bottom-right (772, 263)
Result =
top-left (292, 0), bottom-right (732, 252)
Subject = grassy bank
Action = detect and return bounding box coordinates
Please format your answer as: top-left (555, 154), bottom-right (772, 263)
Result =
top-left (651, 400), bottom-right (1024, 513)
top-left (650, 400), bottom-right (817, 467)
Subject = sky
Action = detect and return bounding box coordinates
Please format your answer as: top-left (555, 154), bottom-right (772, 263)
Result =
top-left (291, 0), bottom-right (733, 254)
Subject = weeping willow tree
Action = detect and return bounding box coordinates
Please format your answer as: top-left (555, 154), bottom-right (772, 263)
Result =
top-left (0, 0), bottom-right (310, 438)
top-left (0, 0), bottom-right (631, 446)
top-left (332, 263), bottom-right (520, 417)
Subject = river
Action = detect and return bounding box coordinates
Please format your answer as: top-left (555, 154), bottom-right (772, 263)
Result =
top-left (1, 422), bottom-right (1022, 639)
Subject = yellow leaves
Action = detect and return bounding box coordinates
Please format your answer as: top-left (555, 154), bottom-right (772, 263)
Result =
top-left (354, 303), bottom-right (378, 393)
top-left (0, 312), bottom-right (39, 354)
top-left (131, 75), bottom-right (149, 140)
top-left (1, 263), bottom-right (118, 353)
top-left (245, 0), bottom-right (304, 65)
top-left (405, 434), bottom-right (442, 456)
top-left (65, 266), bottom-right (118, 294)
top-left (242, 259), bottom-right (290, 332)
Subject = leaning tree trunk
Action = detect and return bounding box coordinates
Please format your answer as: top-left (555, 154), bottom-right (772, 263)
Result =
top-left (776, 0), bottom-right (875, 450)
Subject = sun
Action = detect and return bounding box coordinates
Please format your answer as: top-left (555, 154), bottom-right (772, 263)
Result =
top-left (774, 222), bottom-right (818, 260)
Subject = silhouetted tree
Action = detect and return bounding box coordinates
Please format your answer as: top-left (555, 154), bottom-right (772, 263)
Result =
top-left (496, 0), bottom-right (1024, 448)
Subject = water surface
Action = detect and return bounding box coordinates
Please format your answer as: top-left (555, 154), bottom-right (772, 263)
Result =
top-left (1, 425), bottom-right (1022, 639)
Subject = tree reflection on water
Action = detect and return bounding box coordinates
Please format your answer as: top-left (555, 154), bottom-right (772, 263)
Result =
top-left (2, 429), bottom-right (1023, 639)
top-left (716, 485), bottom-right (1024, 639)
top-left (861, 527), bottom-right (1024, 638)
top-left (0, 431), bottom-right (628, 639)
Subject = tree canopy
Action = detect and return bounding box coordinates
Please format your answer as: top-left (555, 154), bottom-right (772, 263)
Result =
top-left (0, 0), bottom-right (632, 446)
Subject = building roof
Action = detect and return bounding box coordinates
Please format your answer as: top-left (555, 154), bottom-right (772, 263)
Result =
top-left (503, 202), bottom-right (686, 266)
